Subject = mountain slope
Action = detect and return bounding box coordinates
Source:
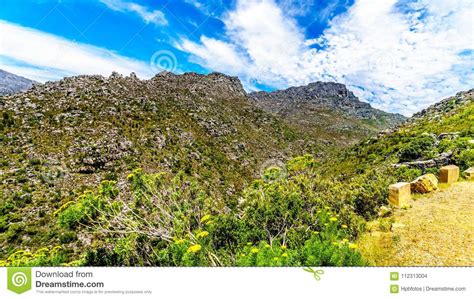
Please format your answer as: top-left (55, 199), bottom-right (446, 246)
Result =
top-left (250, 82), bottom-right (406, 145)
top-left (319, 89), bottom-right (473, 184)
top-left (0, 71), bottom-right (316, 191)
top-left (0, 76), bottom-right (471, 266)
top-left (0, 71), bottom-right (324, 257)
top-left (0, 69), bottom-right (36, 95)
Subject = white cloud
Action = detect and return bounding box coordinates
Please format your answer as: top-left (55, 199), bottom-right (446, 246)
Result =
top-left (277, 0), bottom-right (346, 19)
top-left (179, 0), bottom-right (474, 115)
top-left (183, 0), bottom-right (224, 17)
top-left (0, 21), bottom-right (155, 82)
top-left (177, 36), bottom-right (249, 74)
top-left (178, 0), bottom-right (308, 90)
top-left (0, 61), bottom-right (70, 83)
top-left (277, 0), bottom-right (315, 17)
top-left (100, 0), bottom-right (167, 26)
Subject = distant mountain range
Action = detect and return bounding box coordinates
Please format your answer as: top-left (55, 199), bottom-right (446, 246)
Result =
top-left (0, 69), bottom-right (36, 95)
top-left (250, 82), bottom-right (406, 145)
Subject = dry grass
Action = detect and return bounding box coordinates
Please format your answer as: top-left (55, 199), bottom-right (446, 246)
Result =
top-left (358, 181), bottom-right (474, 266)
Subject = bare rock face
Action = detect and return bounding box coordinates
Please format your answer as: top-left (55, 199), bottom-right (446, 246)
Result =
top-left (0, 69), bottom-right (36, 95)
top-left (411, 174), bottom-right (438, 193)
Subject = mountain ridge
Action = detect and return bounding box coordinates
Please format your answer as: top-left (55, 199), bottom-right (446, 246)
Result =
top-left (0, 69), bottom-right (36, 95)
top-left (250, 80), bottom-right (406, 125)
top-left (249, 81), bottom-right (406, 145)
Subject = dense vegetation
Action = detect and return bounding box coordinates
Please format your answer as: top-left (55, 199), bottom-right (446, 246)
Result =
top-left (0, 73), bottom-right (321, 261)
top-left (0, 72), bottom-right (472, 267)
top-left (1, 156), bottom-right (367, 266)
top-left (318, 90), bottom-right (474, 180)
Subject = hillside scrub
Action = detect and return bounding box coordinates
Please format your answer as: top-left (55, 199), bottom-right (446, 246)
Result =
top-left (0, 80), bottom-right (472, 267)
top-left (0, 73), bottom-right (333, 259)
top-left (3, 147), bottom-right (446, 266)
top-left (50, 155), bottom-right (368, 266)
top-left (318, 91), bottom-right (474, 181)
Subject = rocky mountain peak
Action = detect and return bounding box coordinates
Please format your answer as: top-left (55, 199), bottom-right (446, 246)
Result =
top-left (249, 81), bottom-right (405, 124)
top-left (250, 81), bottom-right (372, 112)
top-left (13, 71), bottom-right (247, 108)
top-left (148, 71), bottom-right (246, 99)
top-left (296, 81), bottom-right (356, 100)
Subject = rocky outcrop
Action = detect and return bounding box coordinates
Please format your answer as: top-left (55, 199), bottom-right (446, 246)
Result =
top-left (392, 152), bottom-right (453, 170)
top-left (409, 89), bottom-right (474, 123)
top-left (411, 174), bottom-right (438, 193)
top-left (150, 71), bottom-right (246, 99)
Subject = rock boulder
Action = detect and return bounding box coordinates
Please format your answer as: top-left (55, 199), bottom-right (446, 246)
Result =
top-left (411, 174), bottom-right (438, 193)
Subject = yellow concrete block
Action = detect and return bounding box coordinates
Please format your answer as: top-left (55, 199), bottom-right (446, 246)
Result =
top-left (465, 167), bottom-right (474, 181)
top-left (389, 182), bottom-right (411, 207)
top-left (439, 165), bottom-right (459, 184)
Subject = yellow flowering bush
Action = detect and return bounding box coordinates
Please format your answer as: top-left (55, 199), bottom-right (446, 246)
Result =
top-left (187, 244), bottom-right (202, 253)
top-left (200, 215), bottom-right (211, 223)
top-left (61, 159), bottom-right (367, 267)
top-left (237, 242), bottom-right (291, 266)
top-left (196, 231), bottom-right (209, 238)
top-left (1, 246), bottom-right (66, 266)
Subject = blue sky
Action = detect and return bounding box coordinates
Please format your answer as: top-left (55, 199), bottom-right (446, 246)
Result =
top-left (0, 0), bottom-right (472, 115)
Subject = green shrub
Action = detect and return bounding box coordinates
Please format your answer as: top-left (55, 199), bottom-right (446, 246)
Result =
top-left (57, 181), bottom-right (119, 229)
top-left (287, 154), bottom-right (316, 173)
top-left (74, 161), bottom-right (368, 266)
top-left (151, 233), bottom-right (214, 266)
top-left (4, 223), bottom-right (25, 242)
top-left (58, 203), bottom-right (84, 229)
top-left (59, 231), bottom-right (77, 244)
top-left (395, 166), bottom-right (422, 182)
top-left (262, 166), bottom-right (286, 182)
top-left (0, 110), bottom-right (16, 130)
top-left (28, 158), bottom-right (42, 166)
top-left (0, 216), bottom-right (7, 233)
top-left (236, 234), bottom-right (365, 267)
top-left (206, 214), bottom-right (247, 251)
top-left (456, 149), bottom-right (474, 169)
top-left (398, 135), bottom-right (437, 162)
top-left (0, 246), bottom-right (66, 266)
top-left (298, 234), bottom-right (365, 266)
top-left (241, 178), bottom-right (307, 243)
top-left (83, 247), bottom-right (123, 266)
top-left (236, 242), bottom-right (292, 266)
